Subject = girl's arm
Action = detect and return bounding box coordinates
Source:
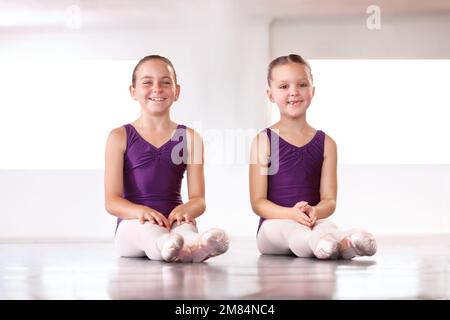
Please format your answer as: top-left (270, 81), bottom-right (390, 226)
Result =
top-left (168, 128), bottom-right (206, 226)
top-left (314, 134), bottom-right (338, 219)
top-left (249, 132), bottom-right (312, 226)
top-left (104, 127), bottom-right (169, 228)
top-left (302, 134), bottom-right (338, 222)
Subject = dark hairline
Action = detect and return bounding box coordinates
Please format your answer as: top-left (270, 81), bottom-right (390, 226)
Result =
top-left (132, 55), bottom-right (178, 87)
top-left (267, 54), bottom-right (313, 86)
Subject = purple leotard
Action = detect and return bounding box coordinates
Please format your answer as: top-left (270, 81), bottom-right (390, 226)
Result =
top-left (258, 128), bottom-right (325, 232)
top-left (117, 123), bottom-right (187, 229)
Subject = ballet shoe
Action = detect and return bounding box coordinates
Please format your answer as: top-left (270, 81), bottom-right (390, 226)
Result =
top-left (176, 245), bottom-right (193, 263)
top-left (191, 228), bottom-right (229, 263)
top-left (160, 234), bottom-right (184, 262)
top-left (313, 234), bottom-right (340, 260)
top-left (340, 231), bottom-right (377, 260)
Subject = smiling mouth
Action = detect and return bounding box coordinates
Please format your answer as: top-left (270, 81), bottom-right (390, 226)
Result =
top-left (149, 97), bottom-right (167, 102)
top-left (288, 100), bottom-right (302, 105)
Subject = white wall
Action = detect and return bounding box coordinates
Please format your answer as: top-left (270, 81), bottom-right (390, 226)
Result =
top-left (271, 13), bottom-right (450, 58)
top-left (266, 12), bottom-right (450, 237)
top-left (271, 13), bottom-right (450, 164)
top-left (1, 2), bottom-right (449, 240)
top-left (271, 59), bottom-right (450, 164)
top-left (0, 1), bottom-right (271, 240)
top-left (0, 2), bottom-right (270, 170)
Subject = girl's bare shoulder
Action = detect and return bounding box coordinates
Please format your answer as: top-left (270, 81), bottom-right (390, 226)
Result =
top-left (323, 133), bottom-right (337, 156)
top-left (108, 126), bottom-right (126, 140)
top-left (184, 126), bottom-right (203, 142)
top-left (107, 126), bottom-right (127, 151)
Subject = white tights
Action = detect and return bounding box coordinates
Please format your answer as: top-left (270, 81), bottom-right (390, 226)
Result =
top-left (257, 219), bottom-right (345, 258)
top-left (257, 219), bottom-right (377, 259)
top-left (114, 220), bottom-right (200, 260)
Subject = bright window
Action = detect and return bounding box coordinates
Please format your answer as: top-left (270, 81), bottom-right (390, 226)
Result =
top-left (271, 60), bottom-right (450, 164)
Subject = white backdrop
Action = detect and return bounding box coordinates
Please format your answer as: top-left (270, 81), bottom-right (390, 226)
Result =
top-left (1, 1), bottom-right (449, 240)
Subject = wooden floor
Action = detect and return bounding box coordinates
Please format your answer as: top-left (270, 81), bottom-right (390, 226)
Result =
top-left (0, 235), bottom-right (449, 300)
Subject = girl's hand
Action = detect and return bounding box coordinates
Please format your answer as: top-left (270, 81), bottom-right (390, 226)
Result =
top-left (137, 209), bottom-right (170, 229)
top-left (289, 202), bottom-right (313, 228)
top-left (294, 201), bottom-right (308, 210)
top-left (299, 204), bottom-right (318, 226)
top-left (168, 207), bottom-right (196, 227)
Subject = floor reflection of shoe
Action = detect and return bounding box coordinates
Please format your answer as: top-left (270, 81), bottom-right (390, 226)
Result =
top-left (313, 234), bottom-right (340, 260)
top-left (340, 231), bottom-right (377, 260)
top-left (192, 228), bottom-right (229, 263)
top-left (160, 234), bottom-right (184, 262)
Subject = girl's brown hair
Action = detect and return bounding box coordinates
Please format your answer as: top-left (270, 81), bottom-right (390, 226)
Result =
top-left (267, 54), bottom-right (313, 86)
top-left (131, 55), bottom-right (178, 87)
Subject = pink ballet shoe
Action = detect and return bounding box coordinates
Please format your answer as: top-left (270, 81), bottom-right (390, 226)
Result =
top-left (160, 234), bottom-right (184, 262)
top-left (313, 234), bottom-right (340, 260)
top-left (191, 228), bottom-right (229, 263)
top-left (340, 231), bottom-right (377, 260)
top-left (176, 245), bottom-right (193, 263)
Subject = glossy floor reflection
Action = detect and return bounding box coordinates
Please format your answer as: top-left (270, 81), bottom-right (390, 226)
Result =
top-left (0, 235), bottom-right (449, 299)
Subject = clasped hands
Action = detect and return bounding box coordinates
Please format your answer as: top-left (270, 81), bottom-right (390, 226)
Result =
top-left (137, 205), bottom-right (196, 229)
top-left (291, 201), bottom-right (317, 228)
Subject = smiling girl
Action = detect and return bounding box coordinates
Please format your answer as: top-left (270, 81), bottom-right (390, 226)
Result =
top-left (105, 55), bottom-right (229, 263)
top-left (249, 54), bottom-right (377, 260)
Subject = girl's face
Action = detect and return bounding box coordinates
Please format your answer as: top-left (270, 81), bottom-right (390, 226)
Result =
top-left (267, 63), bottom-right (315, 119)
top-left (130, 59), bottom-right (180, 115)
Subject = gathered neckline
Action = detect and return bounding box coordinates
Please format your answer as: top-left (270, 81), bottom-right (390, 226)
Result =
top-left (128, 123), bottom-right (181, 150)
top-left (268, 128), bottom-right (320, 150)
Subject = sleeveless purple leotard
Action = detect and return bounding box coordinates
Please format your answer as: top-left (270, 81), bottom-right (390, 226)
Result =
top-left (258, 128), bottom-right (325, 233)
top-left (117, 124), bottom-right (187, 230)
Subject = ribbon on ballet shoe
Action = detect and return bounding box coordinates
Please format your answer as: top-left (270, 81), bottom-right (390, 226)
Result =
top-left (160, 234), bottom-right (184, 262)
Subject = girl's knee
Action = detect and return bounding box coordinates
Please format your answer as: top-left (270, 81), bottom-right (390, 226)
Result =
top-left (256, 238), bottom-right (271, 255)
top-left (257, 231), bottom-right (291, 255)
top-left (256, 231), bottom-right (273, 254)
top-left (288, 240), bottom-right (314, 258)
top-left (143, 248), bottom-right (163, 261)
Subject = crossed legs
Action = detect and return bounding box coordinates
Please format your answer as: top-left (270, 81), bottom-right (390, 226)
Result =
top-left (114, 220), bottom-right (229, 263)
top-left (257, 219), bottom-right (376, 260)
